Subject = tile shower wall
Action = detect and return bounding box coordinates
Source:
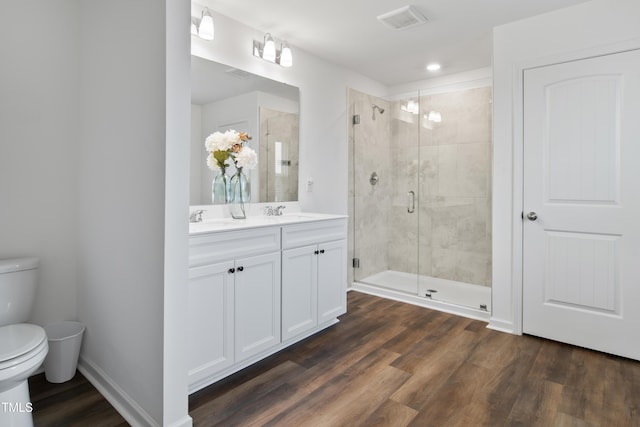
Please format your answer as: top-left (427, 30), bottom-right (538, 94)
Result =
top-left (390, 86), bottom-right (492, 286)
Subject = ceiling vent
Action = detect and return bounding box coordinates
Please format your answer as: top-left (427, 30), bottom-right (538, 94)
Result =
top-left (225, 67), bottom-right (252, 79)
top-left (377, 5), bottom-right (428, 30)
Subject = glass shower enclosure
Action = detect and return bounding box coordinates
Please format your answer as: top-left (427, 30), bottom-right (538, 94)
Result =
top-left (348, 85), bottom-right (492, 318)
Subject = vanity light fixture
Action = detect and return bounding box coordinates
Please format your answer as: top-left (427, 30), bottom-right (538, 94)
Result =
top-left (253, 34), bottom-right (293, 67)
top-left (192, 7), bottom-right (214, 41)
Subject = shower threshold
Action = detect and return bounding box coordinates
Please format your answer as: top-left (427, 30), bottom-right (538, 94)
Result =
top-left (352, 270), bottom-right (491, 322)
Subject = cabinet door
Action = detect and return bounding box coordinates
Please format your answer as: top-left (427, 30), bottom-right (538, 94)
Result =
top-left (282, 245), bottom-right (318, 341)
top-left (317, 239), bottom-right (347, 324)
top-left (234, 252), bottom-right (281, 362)
top-left (187, 260), bottom-right (235, 385)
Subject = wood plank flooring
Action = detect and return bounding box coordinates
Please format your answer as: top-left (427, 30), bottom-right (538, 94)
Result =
top-left (29, 372), bottom-right (127, 426)
top-left (29, 291), bottom-right (640, 426)
top-left (189, 291), bottom-right (640, 427)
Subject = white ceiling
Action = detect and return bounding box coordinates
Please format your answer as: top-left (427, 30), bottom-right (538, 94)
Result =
top-left (199, 0), bottom-right (591, 86)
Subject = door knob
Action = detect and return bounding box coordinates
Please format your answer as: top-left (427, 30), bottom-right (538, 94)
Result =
top-left (526, 212), bottom-right (538, 221)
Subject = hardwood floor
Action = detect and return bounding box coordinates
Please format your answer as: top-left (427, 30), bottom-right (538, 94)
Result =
top-left (189, 291), bottom-right (640, 427)
top-left (29, 291), bottom-right (640, 426)
top-left (29, 372), bottom-right (127, 426)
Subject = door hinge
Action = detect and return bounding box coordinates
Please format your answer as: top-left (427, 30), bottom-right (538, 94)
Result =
top-left (352, 114), bottom-right (360, 125)
top-left (352, 258), bottom-right (360, 268)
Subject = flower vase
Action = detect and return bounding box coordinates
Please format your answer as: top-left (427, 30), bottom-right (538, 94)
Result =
top-left (211, 169), bottom-right (230, 204)
top-left (229, 168), bottom-right (251, 219)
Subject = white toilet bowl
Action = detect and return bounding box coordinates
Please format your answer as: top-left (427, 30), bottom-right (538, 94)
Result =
top-left (0, 324), bottom-right (48, 426)
top-left (0, 258), bottom-right (48, 427)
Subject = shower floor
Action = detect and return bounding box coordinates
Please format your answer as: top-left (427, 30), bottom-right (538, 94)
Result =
top-left (353, 270), bottom-right (491, 321)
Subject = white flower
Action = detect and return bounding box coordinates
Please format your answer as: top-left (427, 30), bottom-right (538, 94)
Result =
top-left (206, 153), bottom-right (218, 170)
top-left (233, 146), bottom-right (258, 170)
top-left (205, 130), bottom-right (237, 152)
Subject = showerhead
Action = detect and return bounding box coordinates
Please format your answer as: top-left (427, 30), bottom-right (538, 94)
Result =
top-left (372, 104), bottom-right (385, 120)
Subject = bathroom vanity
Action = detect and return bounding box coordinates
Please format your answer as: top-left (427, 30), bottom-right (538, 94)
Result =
top-left (187, 213), bottom-right (347, 393)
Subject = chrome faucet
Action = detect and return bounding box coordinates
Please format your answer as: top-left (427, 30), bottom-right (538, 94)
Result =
top-left (264, 205), bottom-right (286, 216)
top-left (189, 209), bottom-right (205, 223)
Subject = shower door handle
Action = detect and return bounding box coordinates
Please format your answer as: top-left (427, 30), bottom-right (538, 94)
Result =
top-left (407, 191), bottom-right (415, 213)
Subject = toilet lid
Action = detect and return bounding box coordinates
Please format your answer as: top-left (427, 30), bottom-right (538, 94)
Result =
top-left (0, 324), bottom-right (46, 362)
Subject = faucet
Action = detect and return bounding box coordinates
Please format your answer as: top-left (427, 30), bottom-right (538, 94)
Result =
top-left (189, 209), bottom-right (205, 223)
top-left (264, 205), bottom-right (286, 216)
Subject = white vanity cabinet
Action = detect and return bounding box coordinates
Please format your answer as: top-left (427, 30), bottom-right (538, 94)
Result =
top-left (281, 219), bottom-right (347, 341)
top-left (187, 214), bottom-right (347, 393)
top-left (187, 227), bottom-right (281, 388)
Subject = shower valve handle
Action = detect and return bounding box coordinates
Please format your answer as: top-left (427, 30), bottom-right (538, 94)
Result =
top-left (407, 191), bottom-right (415, 213)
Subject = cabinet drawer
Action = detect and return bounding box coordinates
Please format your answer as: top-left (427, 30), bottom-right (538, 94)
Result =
top-left (282, 219), bottom-right (347, 249)
top-left (189, 227), bottom-right (281, 267)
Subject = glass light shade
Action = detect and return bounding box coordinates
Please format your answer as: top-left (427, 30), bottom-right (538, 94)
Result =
top-left (199, 9), bottom-right (214, 40)
top-left (190, 20), bottom-right (198, 36)
top-left (280, 43), bottom-right (293, 67)
top-left (263, 34), bottom-right (276, 62)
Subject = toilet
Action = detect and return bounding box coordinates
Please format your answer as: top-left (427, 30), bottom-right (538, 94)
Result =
top-left (0, 258), bottom-right (48, 427)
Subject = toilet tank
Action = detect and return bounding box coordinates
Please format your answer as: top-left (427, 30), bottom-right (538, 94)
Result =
top-left (0, 258), bottom-right (39, 327)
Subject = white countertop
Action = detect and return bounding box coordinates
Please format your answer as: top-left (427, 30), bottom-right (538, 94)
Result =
top-left (189, 212), bottom-right (347, 235)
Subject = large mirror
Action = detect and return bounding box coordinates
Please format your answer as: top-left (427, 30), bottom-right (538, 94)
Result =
top-left (190, 55), bottom-right (300, 205)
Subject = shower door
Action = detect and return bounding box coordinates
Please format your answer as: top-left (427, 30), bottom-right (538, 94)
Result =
top-left (350, 90), bottom-right (421, 296)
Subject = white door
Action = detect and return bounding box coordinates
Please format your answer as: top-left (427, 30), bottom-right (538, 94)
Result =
top-left (523, 49), bottom-right (640, 360)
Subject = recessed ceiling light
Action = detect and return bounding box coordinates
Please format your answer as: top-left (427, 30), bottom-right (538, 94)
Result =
top-left (426, 63), bottom-right (441, 72)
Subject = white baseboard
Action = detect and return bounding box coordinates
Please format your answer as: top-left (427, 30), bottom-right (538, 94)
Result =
top-left (487, 317), bottom-right (516, 334)
top-left (77, 356), bottom-right (159, 427)
top-left (165, 415), bottom-right (194, 427)
top-left (351, 282), bottom-right (491, 322)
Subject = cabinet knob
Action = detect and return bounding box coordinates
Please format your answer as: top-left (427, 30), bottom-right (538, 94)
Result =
top-left (319, 249), bottom-right (325, 254)
top-left (228, 268), bottom-right (235, 274)
top-left (237, 266), bottom-right (244, 272)
top-left (314, 250), bottom-right (319, 255)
